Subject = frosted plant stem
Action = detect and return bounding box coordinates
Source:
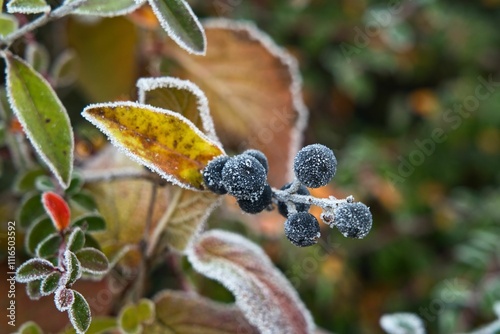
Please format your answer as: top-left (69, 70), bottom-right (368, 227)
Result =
top-left (0, 0), bottom-right (89, 46)
top-left (272, 188), bottom-right (350, 210)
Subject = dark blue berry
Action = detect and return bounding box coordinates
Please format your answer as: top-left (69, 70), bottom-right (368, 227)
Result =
top-left (293, 144), bottom-right (337, 188)
top-left (202, 155), bottom-right (230, 194)
top-left (278, 183), bottom-right (311, 217)
top-left (284, 212), bottom-right (321, 247)
top-left (237, 184), bottom-right (273, 214)
top-left (333, 202), bottom-right (372, 239)
top-left (243, 149), bottom-right (268, 174)
top-left (221, 154), bottom-right (267, 201)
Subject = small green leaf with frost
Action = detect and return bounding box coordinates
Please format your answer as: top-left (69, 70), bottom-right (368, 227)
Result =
top-left (71, 214), bottom-right (106, 232)
top-left (16, 258), bottom-right (56, 283)
top-left (69, 291), bottom-right (91, 334)
top-left (0, 14), bottom-right (18, 38)
top-left (64, 250), bottom-right (82, 285)
top-left (64, 0), bottom-right (145, 17)
top-left (68, 227), bottom-right (86, 252)
top-left (7, 0), bottom-right (50, 14)
top-left (75, 247), bottom-right (109, 274)
top-left (4, 53), bottom-right (74, 188)
top-left (148, 0), bottom-right (206, 55)
top-left (55, 287), bottom-right (75, 312)
top-left (17, 321), bottom-right (43, 334)
top-left (25, 217), bottom-right (55, 255)
top-left (40, 271), bottom-right (62, 296)
top-left (25, 42), bottom-right (50, 74)
top-left (26, 280), bottom-right (42, 300)
top-left (35, 232), bottom-right (62, 258)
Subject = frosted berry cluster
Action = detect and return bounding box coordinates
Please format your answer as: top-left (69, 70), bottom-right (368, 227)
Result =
top-left (203, 144), bottom-right (373, 247)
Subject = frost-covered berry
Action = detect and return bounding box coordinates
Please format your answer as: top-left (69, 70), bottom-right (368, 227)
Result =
top-left (284, 212), bottom-right (321, 247)
top-left (333, 202), bottom-right (372, 239)
top-left (221, 154), bottom-right (267, 201)
top-left (293, 144), bottom-right (337, 188)
top-left (203, 155), bottom-right (230, 194)
top-left (277, 183), bottom-right (311, 217)
top-left (238, 184), bottom-right (273, 214)
top-left (243, 149), bottom-right (269, 174)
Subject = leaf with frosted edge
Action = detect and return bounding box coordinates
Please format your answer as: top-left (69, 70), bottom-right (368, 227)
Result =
top-left (153, 188), bottom-right (221, 253)
top-left (380, 313), bottom-right (426, 334)
top-left (17, 321), bottom-right (43, 334)
top-left (64, 0), bottom-right (146, 17)
top-left (26, 217), bottom-right (55, 255)
top-left (75, 247), bottom-right (109, 274)
top-left (137, 77), bottom-right (219, 142)
top-left (35, 233), bottom-right (62, 258)
top-left (35, 175), bottom-right (56, 192)
top-left (42, 191), bottom-right (71, 231)
top-left (55, 287), bottom-right (75, 312)
top-left (144, 290), bottom-right (259, 333)
top-left (51, 50), bottom-right (79, 88)
top-left (163, 19), bottom-right (308, 186)
top-left (136, 299), bottom-right (155, 324)
top-left (16, 258), bottom-right (56, 283)
top-left (61, 317), bottom-right (117, 334)
top-left (64, 250), bottom-right (82, 285)
top-left (0, 14), bottom-right (19, 38)
top-left (6, 0), bottom-right (50, 14)
top-left (70, 191), bottom-right (98, 212)
top-left (82, 101), bottom-right (224, 190)
top-left (69, 291), bottom-right (91, 334)
top-left (18, 192), bottom-right (46, 229)
top-left (148, 0), bottom-right (206, 55)
top-left (68, 227), bottom-right (86, 252)
top-left (187, 230), bottom-right (315, 334)
top-left (40, 271), bottom-right (62, 296)
top-left (14, 168), bottom-right (46, 193)
top-left (71, 214), bottom-right (106, 232)
top-left (25, 42), bottom-right (50, 74)
top-left (26, 280), bottom-right (42, 300)
top-left (4, 54), bottom-right (74, 188)
top-left (119, 304), bottom-right (141, 334)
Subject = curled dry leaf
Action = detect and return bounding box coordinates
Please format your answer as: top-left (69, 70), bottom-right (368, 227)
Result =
top-left (162, 19), bottom-right (308, 186)
top-left (144, 290), bottom-right (259, 334)
top-left (187, 230), bottom-right (315, 334)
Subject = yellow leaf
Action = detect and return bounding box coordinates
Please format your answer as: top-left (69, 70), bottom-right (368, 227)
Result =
top-left (162, 19), bottom-right (308, 186)
top-left (82, 102), bottom-right (224, 190)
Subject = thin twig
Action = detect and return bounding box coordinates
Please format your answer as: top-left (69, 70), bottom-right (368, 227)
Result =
top-left (0, 0), bottom-right (89, 47)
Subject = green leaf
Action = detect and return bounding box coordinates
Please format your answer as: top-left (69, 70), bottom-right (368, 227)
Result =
top-left (149, 0), bottom-right (206, 55)
top-left (69, 291), bottom-right (91, 334)
top-left (65, 250), bottom-right (82, 285)
top-left (17, 192), bottom-right (46, 229)
top-left (61, 317), bottom-right (117, 334)
top-left (25, 42), bottom-right (50, 74)
top-left (64, 0), bottom-right (145, 17)
top-left (40, 271), bottom-right (62, 295)
top-left (83, 233), bottom-right (101, 250)
top-left (6, 0), bottom-right (50, 14)
top-left (70, 191), bottom-right (98, 211)
top-left (4, 53), bottom-right (74, 188)
top-left (136, 299), bottom-right (155, 324)
top-left (75, 247), bottom-right (109, 274)
top-left (51, 49), bottom-right (80, 88)
top-left (68, 227), bottom-right (86, 252)
top-left (26, 280), bottom-right (42, 300)
top-left (0, 13), bottom-right (19, 38)
top-left (14, 168), bottom-right (46, 193)
top-left (25, 217), bottom-right (55, 255)
top-left (119, 304), bottom-right (140, 334)
top-left (35, 232), bottom-right (62, 258)
top-left (72, 214), bottom-right (106, 232)
top-left (17, 321), bottom-right (43, 334)
top-left (35, 174), bottom-right (56, 191)
top-left (16, 258), bottom-right (56, 283)
top-left (65, 172), bottom-right (84, 196)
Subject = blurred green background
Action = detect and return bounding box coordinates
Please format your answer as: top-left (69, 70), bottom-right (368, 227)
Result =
top-left (194, 0), bottom-right (500, 333)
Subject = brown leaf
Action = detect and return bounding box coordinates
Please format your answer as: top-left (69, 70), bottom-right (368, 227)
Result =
top-left (144, 290), bottom-right (259, 334)
top-left (187, 230), bottom-right (315, 334)
top-left (162, 19), bottom-right (308, 187)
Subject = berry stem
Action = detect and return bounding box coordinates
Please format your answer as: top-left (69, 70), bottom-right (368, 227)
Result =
top-left (272, 187), bottom-right (351, 211)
